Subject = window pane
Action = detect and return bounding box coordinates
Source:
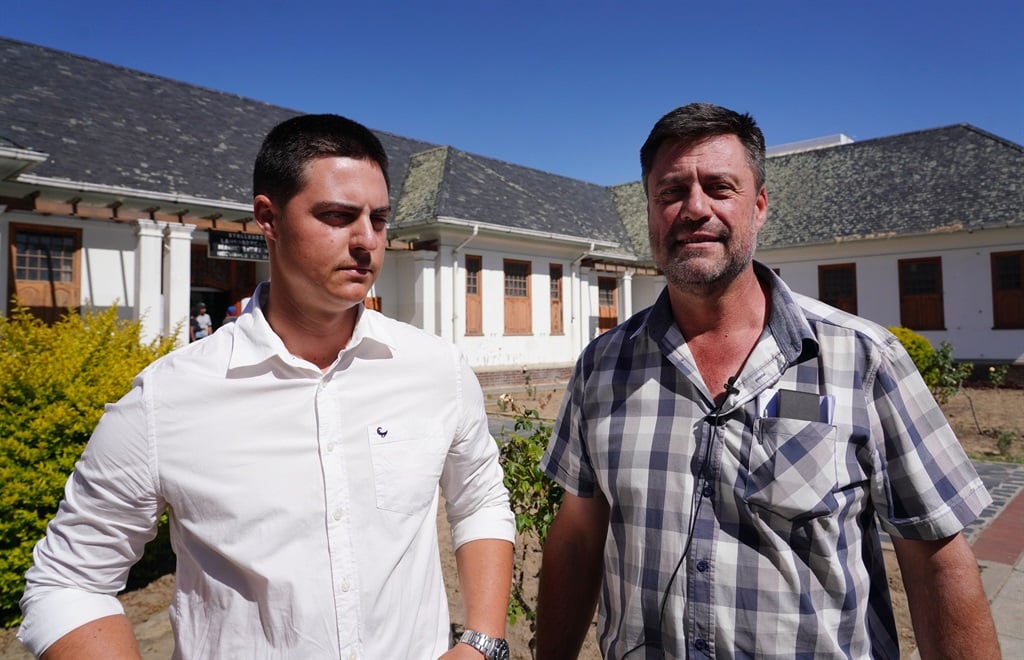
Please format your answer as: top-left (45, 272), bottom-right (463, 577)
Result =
top-left (902, 261), bottom-right (940, 295)
top-left (549, 265), bottom-right (562, 300)
top-left (505, 262), bottom-right (529, 297)
top-left (14, 232), bottom-right (75, 282)
top-left (465, 256), bottom-right (481, 295)
top-left (994, 253), bottom-right (1022, 291)
top-left (598, 280), bottom-right (616, 306)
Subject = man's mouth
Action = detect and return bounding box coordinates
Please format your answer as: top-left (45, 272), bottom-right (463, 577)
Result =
top-left (675, 234), bottom-right (722, 246)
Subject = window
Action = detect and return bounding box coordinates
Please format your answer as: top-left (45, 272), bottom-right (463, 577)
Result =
top-left (818, 263), bottom-right (857, 314)
top-left (503, 260), bottom-right (532, 335)
top-left (598, 277), bottom-right (618, 334)
top-left (9, 224), bottom-right (82, 324)
top-left (549, 264), bottom-right (563, 335)
top-left (899, 257), bottom-right (944, 330)
top-left (465, 255), bottom-right (482, 335)
top-left (992, 251), bottom-right (1024, 329)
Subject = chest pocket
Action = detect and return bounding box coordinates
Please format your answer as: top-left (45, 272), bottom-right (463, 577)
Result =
top-left (367, 422), bottom-right (446, 515)
top-left (744, 417), bottom-right (839, 521)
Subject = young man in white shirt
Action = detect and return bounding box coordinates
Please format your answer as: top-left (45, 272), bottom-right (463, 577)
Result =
top-left (20, 114), bottom-right (515, 660)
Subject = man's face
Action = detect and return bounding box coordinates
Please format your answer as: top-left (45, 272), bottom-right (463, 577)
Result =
top-left (255, 156), bottom-right (390, 316)
top-left (646, 134), bottom-right (767, 293)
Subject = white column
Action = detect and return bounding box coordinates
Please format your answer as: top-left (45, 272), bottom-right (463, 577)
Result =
top-left (437, 249), bottom-right (455, 342)
top-left (133, 219), bottom-right (165, 343)
top-left (571, 263), bottom-right (583, 354)
top-left (412, 251), bottom-right (437, 335)
top-left (164, 222), bottom-right (196, 346)
top-left (622, 271), bottom-right (634, 319)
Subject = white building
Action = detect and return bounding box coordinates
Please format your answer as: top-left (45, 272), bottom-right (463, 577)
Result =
top-left (2, 37), bottom-right (1021, 380)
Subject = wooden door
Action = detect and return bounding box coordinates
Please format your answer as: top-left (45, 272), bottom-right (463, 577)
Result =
top-left (8, 224), bottom-right (81, 323)
top-left (598, 276), bottom-right (618, 333)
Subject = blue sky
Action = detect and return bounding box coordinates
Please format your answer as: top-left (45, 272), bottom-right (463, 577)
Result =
top-left (4, 0), bottom-right (1022, 186)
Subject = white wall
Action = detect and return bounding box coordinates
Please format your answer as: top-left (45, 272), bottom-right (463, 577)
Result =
top-left (632, 275), bottom-right (665, 316)
top-left (1, 211), bottom-right (139, 315)
top-left (11, 208), bottom-right (1018, 367)
top-left (760, 226), bottom-right (1024, 363)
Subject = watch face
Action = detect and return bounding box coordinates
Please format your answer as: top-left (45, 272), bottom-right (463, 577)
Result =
top-left (493, 638), bottom-right (510, 660)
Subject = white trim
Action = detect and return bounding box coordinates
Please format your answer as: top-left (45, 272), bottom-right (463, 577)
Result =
top-left (0, 145), bottom-right (49, 163)
top-left (396, 215), bottom-right (620, 249)
top-left (15, 173), bottom-right (252, 213)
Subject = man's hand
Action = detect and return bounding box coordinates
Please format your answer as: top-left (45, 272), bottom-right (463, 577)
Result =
top-left (439, 641), bottom-right (488, 659)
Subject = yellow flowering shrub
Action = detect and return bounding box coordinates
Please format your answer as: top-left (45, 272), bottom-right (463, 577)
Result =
top-left (0, 305), bottom-right (177, 626)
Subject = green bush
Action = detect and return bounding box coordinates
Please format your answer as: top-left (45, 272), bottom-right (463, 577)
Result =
top-left (0, 305), bottom-right (177, 626)
top-left (888, 326), bottom-right (937, 386)
top-left (888, 327), bottom-right (973, 403)
top-left (495, 402), bottom-right (563, 657)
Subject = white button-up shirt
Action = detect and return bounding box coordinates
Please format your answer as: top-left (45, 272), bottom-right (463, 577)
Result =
top-left (19, 284), bottom-right (515, 659)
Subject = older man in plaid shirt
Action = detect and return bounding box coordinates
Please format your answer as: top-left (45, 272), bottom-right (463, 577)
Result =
top-left (536, 103), bottom-right (999, 659)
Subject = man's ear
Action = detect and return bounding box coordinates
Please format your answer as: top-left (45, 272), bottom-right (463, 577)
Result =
top-left (253, 195), bottom-right (278, 240)
top-left (754, 185), bottom-right (768, 231)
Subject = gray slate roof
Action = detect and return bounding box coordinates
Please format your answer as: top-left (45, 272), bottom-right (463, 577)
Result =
top-left (0, 37), bottom-right (436, 211)
top-left (393, 145), bottom-right (631, 247)
top-left (0, 36), bottom-right (629, 250)
top-left (761, 125), bottom-right (1024, 248)
top-left (608, 124), bottom-right (1024, 260)
top-left (2, 36), bottom-right (1022, 260)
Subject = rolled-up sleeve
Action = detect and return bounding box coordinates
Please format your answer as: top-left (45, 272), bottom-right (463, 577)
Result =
top-left (18, 382), bottom-right (164, 656)
top-left (868, 337), bottom-right (991, 540)
top-left (440, 357), bottom-right (515, 550)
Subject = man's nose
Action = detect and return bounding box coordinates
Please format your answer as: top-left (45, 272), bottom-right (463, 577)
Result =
top-left (679, 188), bottom-right (711, 222)
top-left (350, 215), bottom-right (381, 250)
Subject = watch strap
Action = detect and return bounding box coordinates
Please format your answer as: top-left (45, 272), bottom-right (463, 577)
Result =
top-left (458, 629), bottom-right (505, 659)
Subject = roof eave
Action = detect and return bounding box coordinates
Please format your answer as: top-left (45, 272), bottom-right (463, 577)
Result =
top-left (0, 146), bottom-right (49, 180)
top-left (14, 173), bottom-right (252, 218)
top-left (390, 215), bottom-right (621, 250)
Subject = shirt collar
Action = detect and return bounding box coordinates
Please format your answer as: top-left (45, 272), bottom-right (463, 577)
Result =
top-left (755, 261), bottom-right (819, 365)
top-left (227, 282), bottom-right (398, 372)
top-left (638, 261), bottom-right (819, 366)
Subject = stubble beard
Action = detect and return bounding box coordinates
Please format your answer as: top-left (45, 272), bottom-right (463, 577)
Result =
top-left (651, 227), bottom-right (758, 295)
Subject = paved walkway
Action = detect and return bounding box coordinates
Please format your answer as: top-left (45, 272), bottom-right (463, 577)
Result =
top-left (966, 461), bottom-right (1024, 657)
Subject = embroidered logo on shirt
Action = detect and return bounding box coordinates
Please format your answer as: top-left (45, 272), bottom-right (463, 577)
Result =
top-left (376, 426), bottom-right (388, 438)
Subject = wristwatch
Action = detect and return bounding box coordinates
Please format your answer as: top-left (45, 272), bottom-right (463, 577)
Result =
top-left (458, 629), bottom-right (510, 660)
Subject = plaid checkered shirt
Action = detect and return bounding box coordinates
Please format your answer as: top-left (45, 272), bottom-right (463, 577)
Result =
top-left (541, 262), bottom-right (991, 659)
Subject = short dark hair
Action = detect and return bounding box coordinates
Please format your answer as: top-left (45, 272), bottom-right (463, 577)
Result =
top-left (253, 114), bottom-right (389, 205)
top-left (640, 103), bottom-right (765, 193)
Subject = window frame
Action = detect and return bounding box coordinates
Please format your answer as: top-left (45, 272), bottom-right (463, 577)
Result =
top-left (549, 264), bottom-right (563, 335)
top-left (465, 254), bottom-right (483, 336)
top-left (991, 250), bottom-right (1024, 329)
top-left (8, 223), bottom-right (83, 324)
top-left (503, 259), bottom-right (532, 335)
top-left (817, 262), bottom-right (858, 314)
top-left (898, 257), bottom-right (945, 330)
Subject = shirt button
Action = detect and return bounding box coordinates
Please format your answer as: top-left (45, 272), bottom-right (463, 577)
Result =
top-left (340, 579), bottom-right (351, 592)
top-left (348, 652), bottom-right (358, 660)
top-left (694, 639), bottom-right (707, 651)
top-left (326, 443), bottom-right (335, 452)
top-left (697, 560), bottom-right (709, 572)
top-left (702, 485), bottom-right (714, 498)
top-left (333, 509), bottom-right (344, 521)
